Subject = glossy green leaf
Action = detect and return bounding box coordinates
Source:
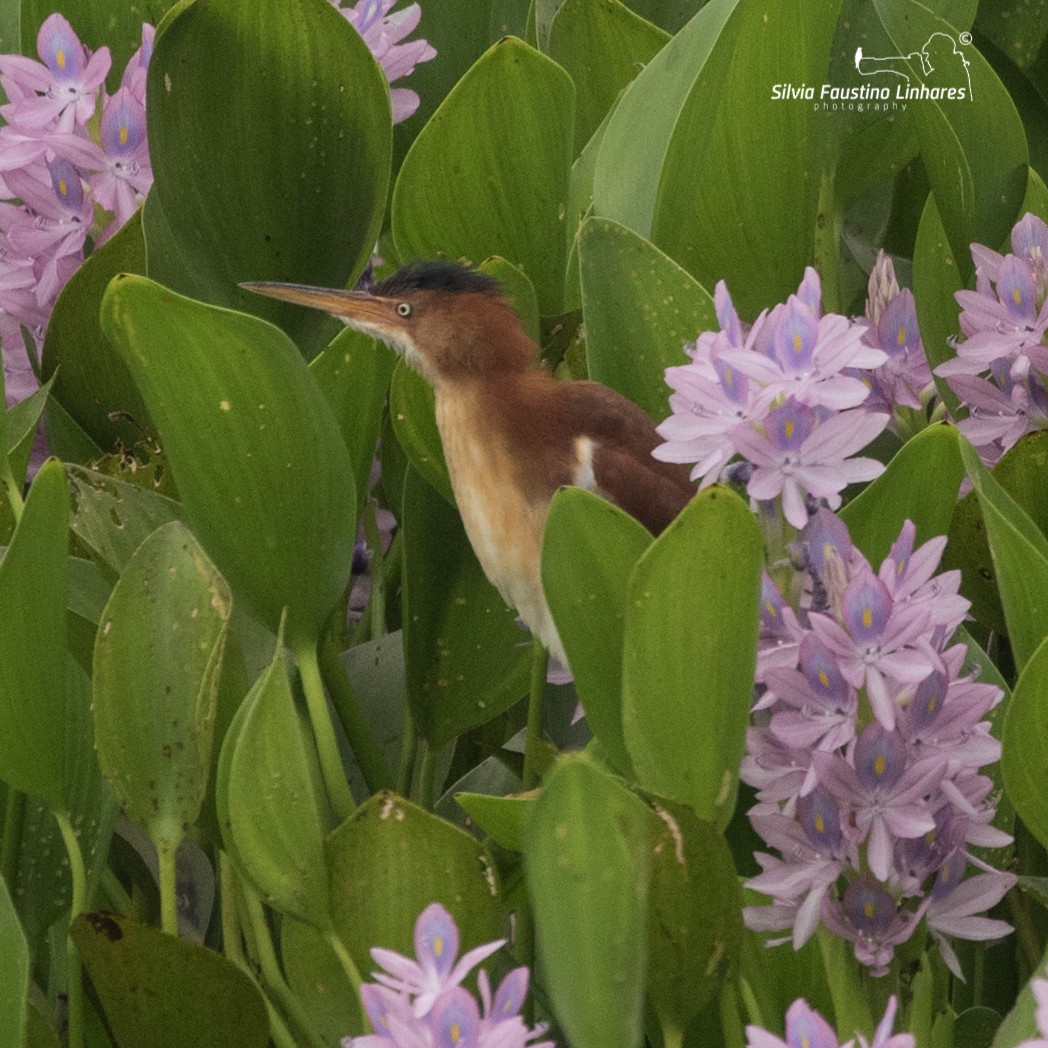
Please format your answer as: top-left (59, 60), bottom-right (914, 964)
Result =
top-left (392, 37), bottom-right (573, 314)
top-left (644, 798), bottom-right (743, 1040)
top-left (524, 753), bottom-right (650, 1048)
top-left (542, 486), bottom-right (653, 773)
top-left (101, 275), bottom-right (356, 648)
top-left (839, 423), bottom-right (963, 565)
top-left (67, 465), bottom-right (182, 578)
top-left (579, 217), bottom-right (715, 420)
top-left (41, 213), bottom-right (150, 452)
top-left (390, 361), bottom-right (452, 503)
top-left (454, 792), bottom-right (534, 852)
top-left (5, 375), bottom-right (52, 488)
top-left (0, 877), bottom-right (27, 1048)
top-left (0, 459), bottom-right (68, 808)
top-left (146, 0), bottom-right (390, 353)
top-left (873, 1), bottom-right (1028, 279)
top-left (401, 467), bottom-right (531, 749)
top-left (478, 256), bottom-right (541, 344)
top-left (959, 437), bottom-right (1048, 671)
top-left (622, 487), bottom-right (761, 829)
top-left (326, 791), bottom-right (500, 976)
top-left (652, 1), bottom-right (838, 316)
top-left (1002, 633), bottom-right (1048, 852)
top-left (217, 637), bottom-right (331, 928)
top-left (549, 0), bottom-right (668, 148)
top-left (309, 328), bottom-right (396, 513)
top-left (93, 521), bottom-right (230, 854)
top-left (593, 0), bottom-right (739, 239)
top-left (71, 912), bottom-right (269, 1048)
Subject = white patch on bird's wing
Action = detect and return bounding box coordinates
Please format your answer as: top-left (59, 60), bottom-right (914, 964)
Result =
top-left (572, 436), bottom-right (599, 491)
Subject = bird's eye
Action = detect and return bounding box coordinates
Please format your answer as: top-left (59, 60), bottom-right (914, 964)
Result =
top-left (396, 302), bottom-right (412, 318)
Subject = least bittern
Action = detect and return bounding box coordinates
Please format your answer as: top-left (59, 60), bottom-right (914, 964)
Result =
top-left (244, 261), bottom-right (693, 667)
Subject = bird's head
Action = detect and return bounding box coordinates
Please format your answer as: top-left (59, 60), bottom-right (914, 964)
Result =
top-left (242, 260), bottom-right (537, 387)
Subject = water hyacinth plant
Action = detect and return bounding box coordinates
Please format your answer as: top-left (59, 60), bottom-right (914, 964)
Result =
top-left (3, 2), bottom-right (1048, 1048)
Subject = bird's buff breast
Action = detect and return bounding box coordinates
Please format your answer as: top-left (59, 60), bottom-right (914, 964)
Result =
top-left (434, 390), bottom-right (556, 653)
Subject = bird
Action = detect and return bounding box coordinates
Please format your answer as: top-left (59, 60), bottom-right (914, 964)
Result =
top-left (243, 260), bottom-right (695, 668)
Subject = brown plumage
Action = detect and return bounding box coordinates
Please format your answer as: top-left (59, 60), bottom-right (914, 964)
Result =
top-left (243, 261), bottom-right (694, 666)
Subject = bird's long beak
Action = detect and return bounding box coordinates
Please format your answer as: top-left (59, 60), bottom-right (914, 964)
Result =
top-left (240, 281), bottom-right (399, 335)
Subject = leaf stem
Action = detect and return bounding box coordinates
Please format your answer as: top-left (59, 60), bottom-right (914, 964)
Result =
top-left (55, 811), bottom-right (86, 1048)
top-left (418, 742), bottom-right (437, 810)
top-left (813, 164), bottom-right (842, 316)
top-left (1, 786), bottom-right (25, 889)
top-left (318, 629), bottom-right (394, 794)
top-left (397, 704), bottom-right (418, 798)
top-left (817, 926), bottom-right (874, 1038)
top-left (295, 640), bottom-right (357, 820)
top-left (326, 929), bottom-right (363, 995)
top-left (523, 642), bottom-right (549, 790)
top-left (157, 841), bottom-right (179, 936)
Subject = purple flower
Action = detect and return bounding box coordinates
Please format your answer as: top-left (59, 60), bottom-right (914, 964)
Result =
top-left (655, 269), bottom-right (889, 530)
top-left (333, 0), bottom-right (437, 122)
top-left (344, 904), bottom-right (552, 1048)
top-left (743, 518), bottom-right (1012, 976)
top-left (745, 995), bottom-right (913, 1048)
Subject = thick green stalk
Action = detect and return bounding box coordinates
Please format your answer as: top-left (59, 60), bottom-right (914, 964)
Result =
top-left (396, 705), bottom-right (418, 799)
top-left (55, 812), bottom-right (86, 1048)
top-left (817, 927), bottom-right (874, 1038)
top-left (156, 841), bottom-right (179, 936)
top-left (813, 165), bottom-right (842, 316)
top-left (295, 641), bottom-right (356, 820)
top-left (1, 787), bottom-right (25, 890)
top-left (326, 930), bottom-right (363, 995)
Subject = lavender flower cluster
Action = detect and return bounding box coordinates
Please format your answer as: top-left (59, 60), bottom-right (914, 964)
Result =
top-left (344, 903), bottom-right (553, 1048)
top-left (743, 511), bottom-right (1014, 977)
top-left (0, 14), bottom-right (153, 403)
top-left (746, 995), bottom-right (912, 1048)
top-left (937, 212), bottom-right (1048, 468)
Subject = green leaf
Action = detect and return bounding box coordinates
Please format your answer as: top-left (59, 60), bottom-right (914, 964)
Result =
top-left (71, 912), bottom-right (269, 1048)
top-left (392, 37), bottom-right (573, 314)
top-left (593, 0), bottom-right (740, 240)
top-left (993, 939), bottom-right (1048, 1048)
top-left (652, 0), bottom-right (839, 316)
top-left (401, 467), bottom-right (531, 749)
top-left (326, 791), bottom-right (500, 976)
top-left (1002, 633), bottom-right (1048, 852)
top-left (0, 877), bottom-right (28, 1048)
top-left (101, 275), bottom-right (356, 648)
top-left (644, 798), bottom-right (743, 1040)
top-left (93, 521), bottom-right (230, 853)
top-left (454, 792), bottom-right (534, 852)
top-left (478, 256), bottom-right (541, 343)
top-left (309, 328), bottom-right (396, 514)
top-left (954, 1007), bottom-right (1002, 1048)
top-left (67, 465), bottom-right (182, 578)
top-left (542, 486), bottom-right (653, 773)
top-left (549, 0), bottom-right (668, 149)
top-left (873, 1), bottom-right (1028, 279)
top-left (524, 754), bottom-right (651, 1048)
top-left (146, 0), bottom-right (390, 354)
top-left (389, 361), bottom-right (452, 503)
top-left (838, 423), bottom-right (963, 565)
top-left (41, 213), bottom-right (150, 452)
top-left (0, 459), bottom-right (68, 808)
top-left (281, 919), bottom-right (362, 1042)
top-left (216, 636), bottom-right (331, 928)
top-left (6, 375), bottom-right (53, 488)
top-left (958, 437), bottom-right (1048, 670)
top-left (622, 487), bottom-right (761, 829)
top-left (579, 217), bottom-right (715, 420)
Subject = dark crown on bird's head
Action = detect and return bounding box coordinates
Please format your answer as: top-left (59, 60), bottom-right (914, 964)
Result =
top-left (371, 259), bottom-right (504, 300)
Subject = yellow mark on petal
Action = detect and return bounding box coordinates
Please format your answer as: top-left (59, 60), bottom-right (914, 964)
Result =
top-left (818, 669), bottom-right (830, 688)
top-left (120, 125), bottom-right (128, 146)
top-left (56, 48), bottom-right (66, 69)
top-left (724, 366), bottom-right (734, 388)
top-left (814, 812), bottom-right (825, 834)
top-left (433, 936), bottom-right (443, 957)
top-left (897, 324), bottom-right (906, 346)
top-left (874, 754), bottom-right (886, 777)
top-left (862, 606), bottom-right (873, 630)
top-left (58, 178), bottom-right (67, 197)
top-left (764, 598), bottom-right (779, 619)
top-left (802, 1035), bottom-right (811, 1048)
top-left (784, 419), bottom-right (795, 439)
top-left (793, 332), bottom-right (802, 355)
top-left (1013, 285), bottom-right (1022, 307)
top-left (450, 1022), bottom-right (460, 1043)
top-left (865, 899), bottom-right (876, 919)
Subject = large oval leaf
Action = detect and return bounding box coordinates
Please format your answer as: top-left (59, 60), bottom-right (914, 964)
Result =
top-left (1002, 634), bottom-right (1048, 852)
top-left (392, 37), bottom-right (573, 315)
top-left (93, 521), bottom-right (231, 854)
top-left (524, 754), bottom-right (651, 1048)
top-left (146, 0), bottom-right (390, 353)
top-left (100, 275), bottom-right (356, 648)
top-left (578, 217), bottom-right (715, 420)
top-left (622, 487), bottom-right (761, 829)
top-left (0, 878), bottom-right (28, 1048)
top-left (0, 459), bottom-right (69, 809)
top-left (216, 638), bottom-right (331, 929)
top-left (326, 791), bottom-right (501, 978)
